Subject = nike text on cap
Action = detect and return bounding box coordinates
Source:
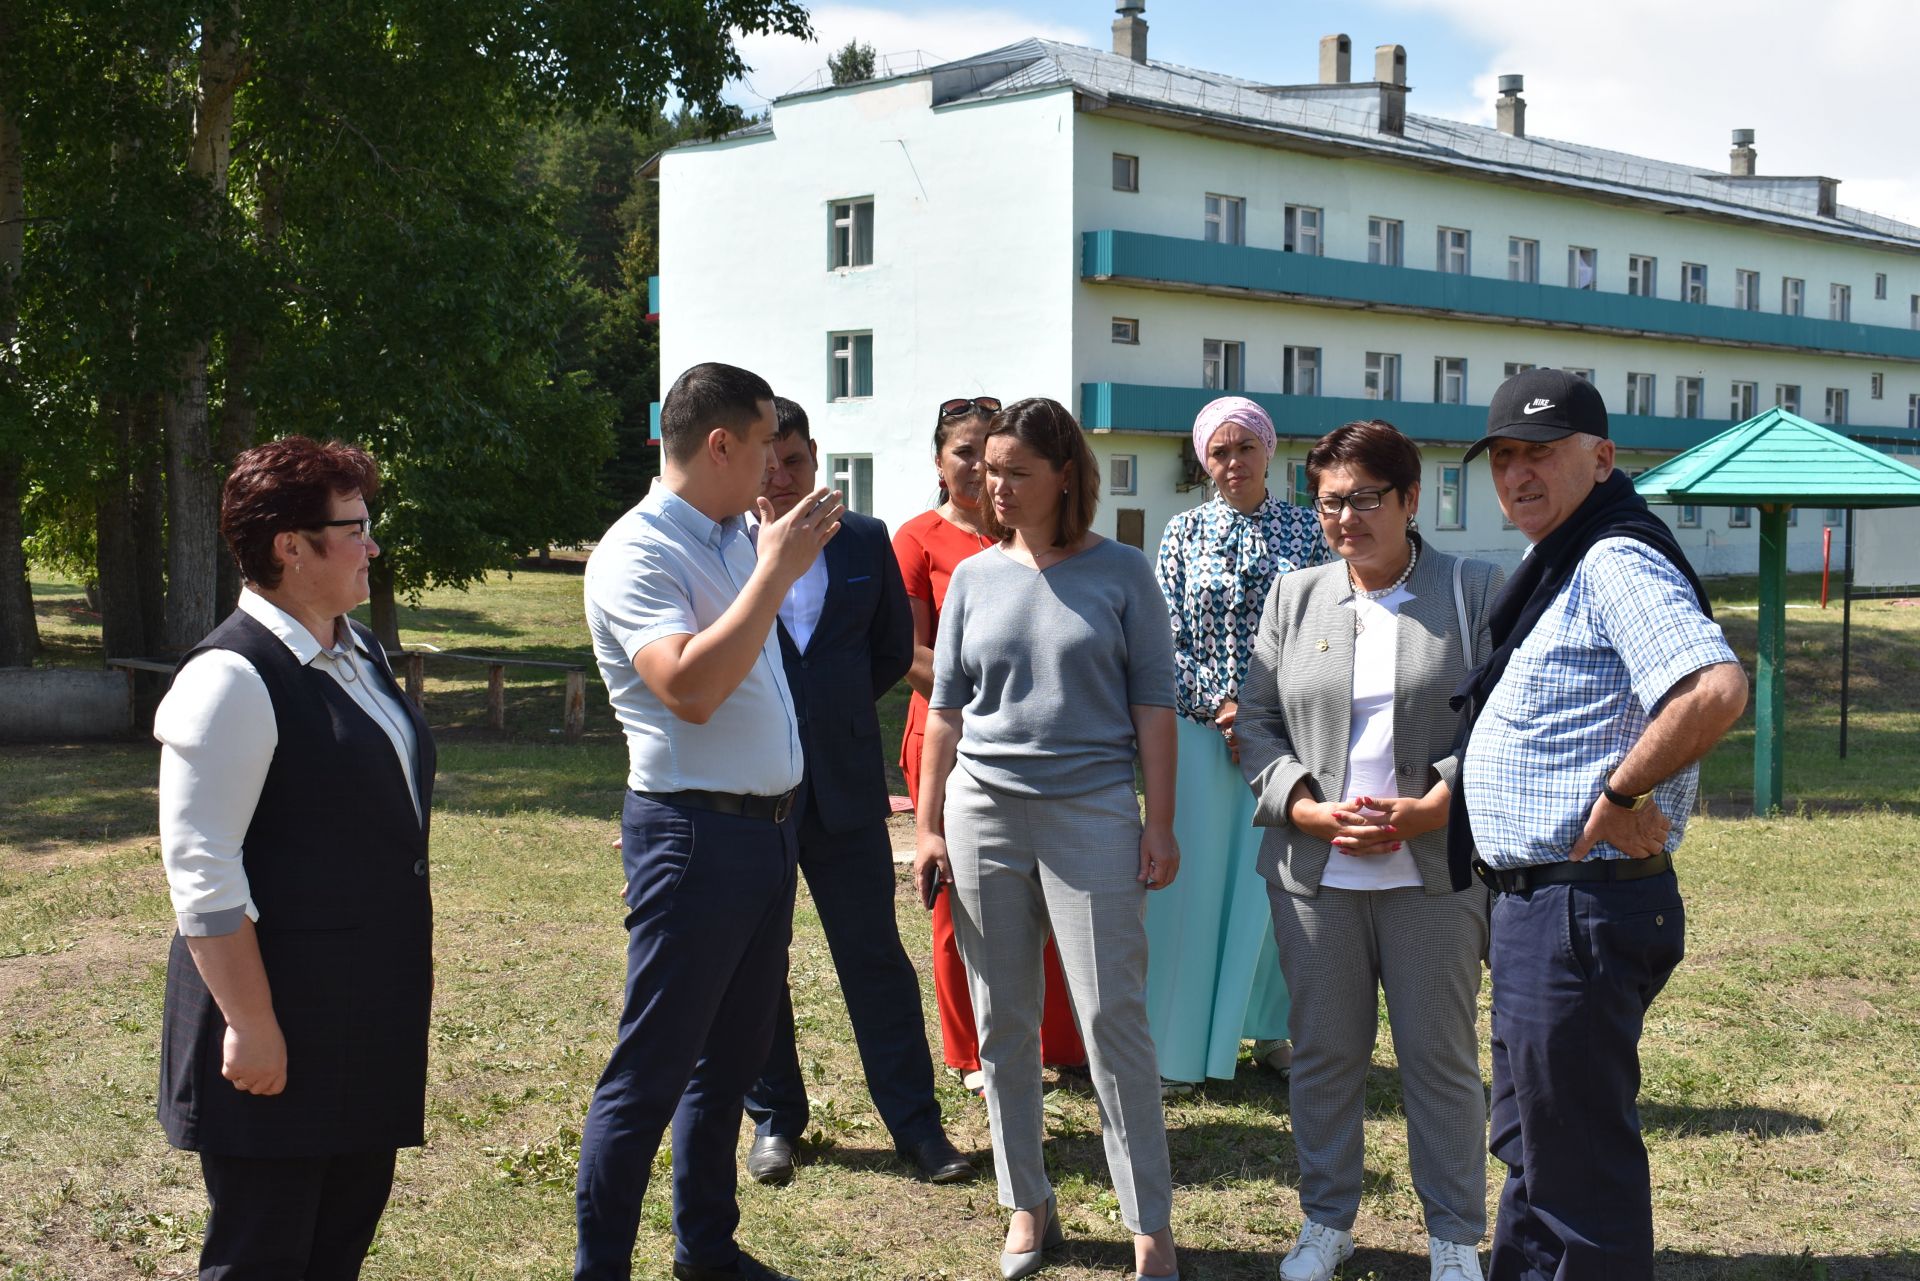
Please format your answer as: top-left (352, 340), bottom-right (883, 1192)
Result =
top-left (1463, 367), bottom-right (1610, 462)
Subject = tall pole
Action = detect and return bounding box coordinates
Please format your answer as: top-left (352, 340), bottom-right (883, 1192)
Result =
top-left (1753, 503), bottom-right (1789, 815)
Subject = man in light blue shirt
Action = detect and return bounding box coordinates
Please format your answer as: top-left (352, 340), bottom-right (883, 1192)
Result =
top-left (577, 361), bottom-right (844, 1281)
top-left (1457, 370), bottom-right (1747, 1281)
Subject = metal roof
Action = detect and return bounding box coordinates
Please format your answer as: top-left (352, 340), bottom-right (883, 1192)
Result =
top-left (1633, 408), bottom-right (1920, 508)
top-left (915, 40), bottom-right (1920, 250)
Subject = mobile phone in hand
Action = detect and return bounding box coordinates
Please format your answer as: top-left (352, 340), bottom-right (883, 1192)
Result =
top-left (921, 871), bottom-right (945, 911)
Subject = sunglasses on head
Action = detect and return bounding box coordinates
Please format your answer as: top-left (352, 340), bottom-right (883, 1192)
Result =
top-left (939, 396), bottom-right (1001, 419)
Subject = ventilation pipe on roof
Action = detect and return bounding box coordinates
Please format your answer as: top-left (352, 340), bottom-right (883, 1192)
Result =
top-left (1496, 74), bottom-right (1526, 137)
top-left (1319, 34), bottom-right (1351, 84)
top-left (1375, 44), bottom-right (1407, 134)
top-left (1730, 128), bottom-right (1757, 176)
top-left (1113, 0), bottom-right (1147, 64)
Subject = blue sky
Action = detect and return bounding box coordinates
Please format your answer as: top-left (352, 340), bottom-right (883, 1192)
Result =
top-left (729, 1), bottom-right (1920, 228)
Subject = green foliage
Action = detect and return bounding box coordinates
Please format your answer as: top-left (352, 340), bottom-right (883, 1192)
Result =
top-left (828, 39), bottom-right (877, 85)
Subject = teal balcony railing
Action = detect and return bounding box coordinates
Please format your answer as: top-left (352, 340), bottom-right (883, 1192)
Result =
top-left (1082, 231), bottom-right (1920, 363)
top-left (647, 274), bottom-right (661, 317)
top-left (649, 401), bottom-right (662, 443)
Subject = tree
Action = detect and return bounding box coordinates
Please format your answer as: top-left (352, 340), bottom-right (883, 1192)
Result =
top-left (0, 0), bottom-right (36, 665)
top-left (828, 39), bottom-right (877, 86)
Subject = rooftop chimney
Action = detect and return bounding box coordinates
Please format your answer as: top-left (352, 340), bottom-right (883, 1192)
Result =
top-left (1730, 128), bottom-right (1756, 176)
top-left (1319, 33), bottom-right (1351, 84)
top-left (1113, 0), bottom-right (1147, 64)
top-left (1496, 74), bottom-right (1525, 137)
top-left (1374, 44), bottom-right (1407, 134)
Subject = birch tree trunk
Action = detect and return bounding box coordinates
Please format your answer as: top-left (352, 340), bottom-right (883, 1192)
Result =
top-left (162, 5), bottom-right (247, 649)
top-left (0, 33), bottom-right (39, 668)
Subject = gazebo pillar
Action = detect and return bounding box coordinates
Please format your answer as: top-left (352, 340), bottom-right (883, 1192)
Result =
top-left (1754, 503), bottom-right (1790, 815)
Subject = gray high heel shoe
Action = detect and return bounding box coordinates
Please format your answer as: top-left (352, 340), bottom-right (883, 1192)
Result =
top-left (999, 1193), bottom-right (1064, 1281)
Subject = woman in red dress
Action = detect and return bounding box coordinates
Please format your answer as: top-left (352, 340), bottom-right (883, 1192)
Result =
top-left (895, 396), bottom-right (1086, 1090)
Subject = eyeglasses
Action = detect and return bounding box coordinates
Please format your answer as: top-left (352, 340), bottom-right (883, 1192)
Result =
top-left (313, 516), bottom-right (376, 540)
top-left (1311, 488), bottom-right (1390, 516)
top-left (939, 396), bottom-right (1001, 419)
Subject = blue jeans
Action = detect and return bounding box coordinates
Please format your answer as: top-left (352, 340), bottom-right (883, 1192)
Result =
top-left (1487, 870), bottom-right (1684, 1280)
top-left (574, 792), bottom-right (798, 1280)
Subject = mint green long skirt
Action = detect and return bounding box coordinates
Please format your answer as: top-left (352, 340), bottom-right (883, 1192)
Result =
top-left (1143, 715), bottom-right (1291, 1082)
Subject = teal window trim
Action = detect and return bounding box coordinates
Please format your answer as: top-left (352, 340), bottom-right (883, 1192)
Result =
top-left (649, 401), bottom-right (662, 443)
top-left (647, 275), bottom-right (661, 317)
top-left (1081, 230), bottom-right (1920, 364)
top-left (1077, 382), bottom-right (1920, 453)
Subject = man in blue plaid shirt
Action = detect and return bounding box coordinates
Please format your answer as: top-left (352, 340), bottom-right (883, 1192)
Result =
top-left (1457, 370), bottom-right (1747, 1281)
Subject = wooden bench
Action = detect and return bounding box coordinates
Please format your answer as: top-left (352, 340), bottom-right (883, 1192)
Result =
top-left (401, 650), bottom-right (588, 742)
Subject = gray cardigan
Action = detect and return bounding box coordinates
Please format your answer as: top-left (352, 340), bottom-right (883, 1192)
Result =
top-left (1236, 542), bottom-right (1505, 897)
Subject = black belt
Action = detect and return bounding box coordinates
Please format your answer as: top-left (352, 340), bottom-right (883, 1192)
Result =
top-left (633, 787), bottom-right (798, 823)
top-left (1475, 850), bottom-right (1673, 894)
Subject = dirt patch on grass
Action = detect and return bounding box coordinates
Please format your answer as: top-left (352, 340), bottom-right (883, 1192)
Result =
top-left (0, 929), bottom-right (151, 1012)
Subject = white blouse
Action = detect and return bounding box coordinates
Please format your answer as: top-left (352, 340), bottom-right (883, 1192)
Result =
top-left (1320, 584), bottom-right (1423, 892)
top-left (155, 590), bottom-right (422, 937)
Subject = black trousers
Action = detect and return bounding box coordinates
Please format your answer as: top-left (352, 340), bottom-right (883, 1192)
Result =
top-left (198, 1149), bottom-right (397, 1280)
top-left (1487, 870), bottom-right (1685, 1280)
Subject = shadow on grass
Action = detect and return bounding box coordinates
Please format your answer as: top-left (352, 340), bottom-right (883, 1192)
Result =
top-left (1642, 1103), bottom-right (1824, 1139)
top-left (1652, 1250), bottom-right (1919, 1280)
top-left (373, 603), bottom-right (523, 640)
top-left (0, 743), bottom-right (157, 853)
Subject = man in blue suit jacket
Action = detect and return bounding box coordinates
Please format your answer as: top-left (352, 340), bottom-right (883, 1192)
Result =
top-left (742, 398), bottom-right (975, 1187)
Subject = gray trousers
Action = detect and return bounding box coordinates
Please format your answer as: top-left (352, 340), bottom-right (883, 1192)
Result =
top-left (1267, 882), bottom-right (1489, 1244)
top-left (945, 765), bottom-right (1173, 1234)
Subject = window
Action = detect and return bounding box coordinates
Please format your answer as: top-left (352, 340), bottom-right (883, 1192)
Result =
top-left (1109, 454), bottom-right (1138, 495)
top-left (1284, 205), bottom-right (1322, 255)
top-left (1368, 217), bottom-right (1403, 266)
top-left (1775, 383), bottom-right (1801, 414)
top-left (1871, 372), bottom-right (1884, 400)
top-left (1504, 362), bottom-right (1537, 378)
top-left (1286, 459), bottom-right (1311, 506)
top-left (1437, 227), bottom-right (1470, 275)
top-left (1831, 283), bottom-right (1851, 322)
top-left (1564, 367), bottom-right (1594, 382)
top-left (1735, 269), bottom-right (1759, 311)
top-left (1508, 237), bottom-right (1539, 283)
top-left (1730, 507), bottom-right (1751, 529)
top-left (829, 331), bottom-right (873, 399)
top-left (1679, 505), bottom-right (1701, 529)
top-left (1783, 277), bottom-right (1805, 316)
top-left (1283, 346), bottom-right (1321, 396)
top-left (1202, 338), bottom-right (1244, 391)
top-left (829, 455), bottom-right (874, 515)
top-left (829, 199), bottom-right (874, 269)
top-left (1627, 255), bottom-right (1657, 298)
top-left (1682, 262), bottom-right (1708, 305)
top-left (1111, 317), bottom-right (1139, 345)
top-left (1204, 193), bottom-right (1245, 245)
top-left (1912, 393), bottom-right (1920, 430)
top-left (1675, 377), bottom-right (1703, 419)
top-left (1437, 464), bottom-right (1466, 530)
top-left (1874, 272), bottom-right (1887, 301)
top-left (1826, 387), bottom-right (1849, 425)
top-left (1625, 372), bottom-right (1655, 416)
top-left (1569, 246), bottom-right (1597, 290)
top-left (1364, 352), bottom-right (1401, 401)
top-left (1824, 507), bottom-right (1845, 525)
top-left (1912, 295), bottom-right (1919, 330)
top-left (1731, 381), bottom-right (1758, 420)
top-left (1788, 508), bottom-right (1800, 528)
top-left (1112, 153), bottom-right (1139, 192)
top-left (1434, 357), bottom-right (1467, 405)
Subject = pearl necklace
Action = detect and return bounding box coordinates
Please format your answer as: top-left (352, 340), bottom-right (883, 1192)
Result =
top-left (1349, 540), bottom-right (1418, 634)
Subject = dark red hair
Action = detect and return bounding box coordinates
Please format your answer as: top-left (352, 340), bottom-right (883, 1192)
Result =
top-left (221, 436), bottom-right (379, 588)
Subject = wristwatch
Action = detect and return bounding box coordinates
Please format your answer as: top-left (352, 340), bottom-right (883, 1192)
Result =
top-left (1600, 773), bottom-right (1654, 811)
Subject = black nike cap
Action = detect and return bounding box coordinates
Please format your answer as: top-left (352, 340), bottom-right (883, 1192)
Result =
top-left (1463, 368), bottom-right (1609, 462)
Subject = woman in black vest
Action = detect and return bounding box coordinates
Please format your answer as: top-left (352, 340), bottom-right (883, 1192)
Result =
top-left (154, 437), bottom-right (435, 1280)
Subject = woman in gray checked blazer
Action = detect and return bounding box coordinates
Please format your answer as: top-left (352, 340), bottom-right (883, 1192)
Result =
top-left (1235, 420), bottom-right (1504, 1281)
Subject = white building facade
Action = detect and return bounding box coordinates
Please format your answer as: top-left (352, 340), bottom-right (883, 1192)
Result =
top-left (650, 21), bottom-right (1920, 573)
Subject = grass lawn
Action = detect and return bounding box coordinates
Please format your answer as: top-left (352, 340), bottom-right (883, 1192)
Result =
top-left (2, 568), bottom-right (1917, 1279)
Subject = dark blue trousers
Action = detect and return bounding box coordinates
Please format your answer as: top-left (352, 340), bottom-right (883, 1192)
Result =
top-left (198, 1149), bottom-right (395, 1280)
top-left (574, 792), bottom-right (798, 1280)
top-left (743, 794), bottom-right (941, 1148)
top-left (1487, 870), bottom-right (1685, 1281)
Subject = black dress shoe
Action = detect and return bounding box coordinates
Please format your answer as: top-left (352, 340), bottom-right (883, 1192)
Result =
top-left (745, 1134), bottom-right (797, 1186)
top-left (671, 1251), bottom-right (798, 1281)
top-left (898, 1132), bottom-right (977, 1184)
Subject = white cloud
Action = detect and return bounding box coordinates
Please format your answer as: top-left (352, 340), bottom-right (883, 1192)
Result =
top-left (729, 5), bottom-right (1094, 105)
top-left (1382, 0), bottom-right (1920, 227)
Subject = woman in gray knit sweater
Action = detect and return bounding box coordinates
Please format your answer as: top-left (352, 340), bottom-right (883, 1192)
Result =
top-left (913, 398), bottom-right (1182, 1281)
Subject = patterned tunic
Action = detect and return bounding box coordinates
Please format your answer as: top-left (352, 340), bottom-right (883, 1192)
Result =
top-left (1155, 494), bottom-right (1328, 723)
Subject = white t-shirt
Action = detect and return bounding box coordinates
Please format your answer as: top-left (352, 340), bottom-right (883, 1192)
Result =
top-left (1320, 584), bottom-right (1423, 892)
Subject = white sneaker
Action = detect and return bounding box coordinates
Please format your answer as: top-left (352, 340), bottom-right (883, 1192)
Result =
top-left (1428, 1235), bottom-right (1484, 1281)
top-left (1278, 1220), bottom-right (1354, 1281)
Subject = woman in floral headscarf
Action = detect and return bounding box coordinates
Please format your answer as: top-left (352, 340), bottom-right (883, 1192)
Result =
top-left (1146, 396), bottom-right (1327, 1091)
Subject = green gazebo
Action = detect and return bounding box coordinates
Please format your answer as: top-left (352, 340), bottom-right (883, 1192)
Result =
top-left (1633, 408), bottom-right (1920, 815)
